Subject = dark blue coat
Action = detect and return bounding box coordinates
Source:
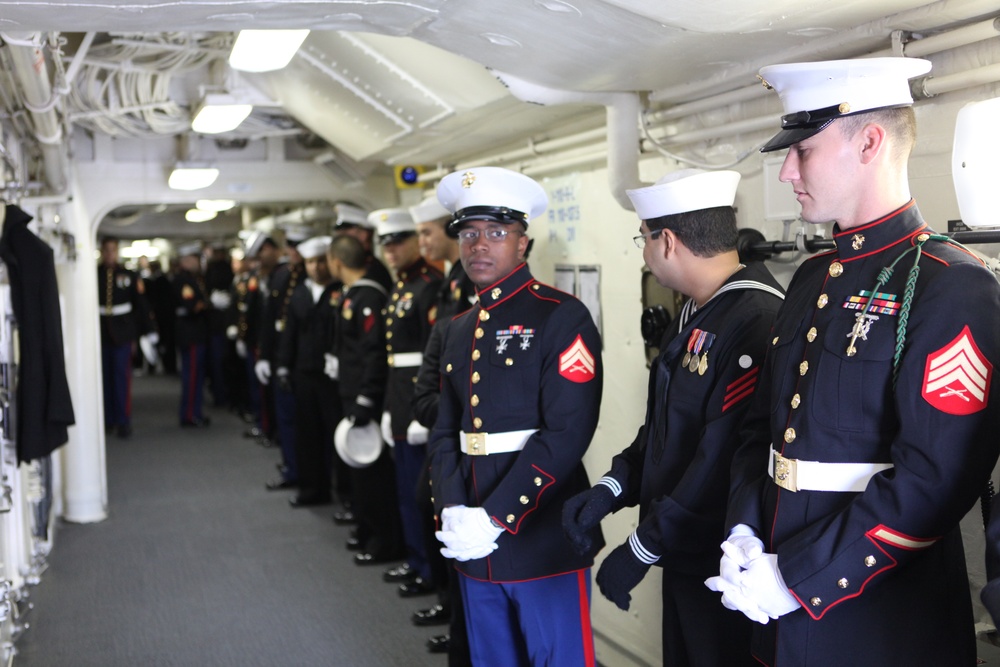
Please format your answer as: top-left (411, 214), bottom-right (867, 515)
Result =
top-left (429, 263), bottom-right (604, 582)
top-left (727, 202), bottom-right (1000, 666)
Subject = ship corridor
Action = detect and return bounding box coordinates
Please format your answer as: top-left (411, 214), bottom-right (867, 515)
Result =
top-left (14, 373), bottom-right (444, 667)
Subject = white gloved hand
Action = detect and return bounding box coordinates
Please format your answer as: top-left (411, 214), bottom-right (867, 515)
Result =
top-left (254, 359), bottom-right (271, 385)
top-left (435, 506), bottom-right (503, 558)
top-left (210, 290), bottom-right (232, 310)
top-left (225, 324), bottom-right (238, 340)
top-left (138, 333), bottom-right (160, 365)
top-left (406, 419), bottom-right (429, 445)
top-left (380, 411), bottom-right (393, 445)
top-left (235, 339), bottom-right (247, 359)
top-left (739, 553), bottom-right (799, 620)
top-left (705, 551), bottom-right (770, 625)
top-left (323, 353), bottom-right (339, 380)
top-left (723, 524), bottom-right (764, 568)
top-left (441, 542), bottom-right (498, 561)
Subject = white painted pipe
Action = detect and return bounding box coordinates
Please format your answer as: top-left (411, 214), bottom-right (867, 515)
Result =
top-left (918, 63), bottom-right (1000, 97)
top-left (868, 17), bottom-right (1000, 58)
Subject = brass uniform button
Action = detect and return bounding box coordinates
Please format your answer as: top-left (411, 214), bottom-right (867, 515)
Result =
top-left (475, 328), bottom-right (484, 339)
top-left (471, 395), bottom-right (480, 406)
top-left (810, 597), bottom-right (822, 607)
top-left (773, 336), bottom-right (779, 346)
top-left (519, 495), bottom-right (529, 505)
top-left (446, 364), bottom-right (453, 373)
top-left (916, 233), bottom-right (930, 242)
top-left (472, 372), bottom-right (480, 384)
top-left (505, 358), bottom-right (513, 366)
top-left (386, 317), bottom-right (393, 325)
top-left (393, 293), bottom-right (400, 301)
top-left (534, 477), bottom-right (542, 487)
top-left (806, 327), bottom-right (817, 342)
top-left (791, 394), bottom-right (801, 409)
top-left (799, 361), bottom-right (809, 376)
top-left (784, 428), bottom-right (796, 443)
top-left (473, 417), bottom-right (482, 429)
top-left (472, 349), bottom-right (481, 361)
top-left (828, 262), bottom-right (843, 277)
top-left (506, 514), bottom-right (515, 524)
top-left (480, 310), bottom-right (490, 322)
top-left (396, 281), bottom-right (404, 288)
top-left (817, 294), bottom-right (829, 308)
top-left (837, 578), bottom-right (849, 589)
top-left (865, 555), bottom-right (876, 567)
top-left (386, 331), bottom-right (393, 340)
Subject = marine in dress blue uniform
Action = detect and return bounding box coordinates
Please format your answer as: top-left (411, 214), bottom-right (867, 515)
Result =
top-left (98, 236), bottom-right (157, 438)
top-left (430, 167), bottom-right (604, 667)
top-left (173, 242), bottom-right (211, 427)
top-left (709, 58), bottom-right (1000, 666)
top-left (373, 207), bottom-right (444, 593)
top-left (563, 170), bottom-right (783, 667)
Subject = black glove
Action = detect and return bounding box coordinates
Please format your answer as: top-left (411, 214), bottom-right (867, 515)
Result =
top-left (562, 485), bottom-right (615, 555)
top-left (595, 537), bottom-right (653, 612)
top-left (351, 401), bottom-right (375, 426)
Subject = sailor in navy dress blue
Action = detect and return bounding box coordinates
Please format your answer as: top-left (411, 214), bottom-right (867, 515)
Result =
top-left (430, 262), bottom-right (604, 665)
top-left (725, 202), bottom-right (1000, 665)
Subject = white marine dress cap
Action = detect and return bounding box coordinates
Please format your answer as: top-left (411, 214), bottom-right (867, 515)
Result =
top-left (409, 195), bottom-right (452, 225)
top-left (626, 169), bottom-right (741, 221)
top-left (335, 203), bottom-right (373, 229)
top-left (297, 235), bottom-right (332, 260)
top-left (370, 208), bottom-right (416, 244)
top-left (436, 166), bottom-right (547, 235)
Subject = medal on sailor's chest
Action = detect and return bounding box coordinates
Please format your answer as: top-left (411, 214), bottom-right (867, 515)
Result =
top-left (684, 329), bottom-right (716, 375)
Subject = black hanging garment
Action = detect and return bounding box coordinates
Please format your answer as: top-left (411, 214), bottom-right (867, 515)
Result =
top-left (0, 204), bottom-right (75, 462)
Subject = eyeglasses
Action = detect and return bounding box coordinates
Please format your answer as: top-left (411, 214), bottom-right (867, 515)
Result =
top-left (457, 228), bottom-right (518, 245)
top-left (633, 229), bottom-right (662, 249)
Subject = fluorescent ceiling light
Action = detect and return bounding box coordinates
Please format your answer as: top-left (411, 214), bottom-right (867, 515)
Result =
top-left (196, 199), bottom-right (237, 212)
top-left (191, 94), bottom-right (252, 134)
top-left (229, 30), bottom-right (309, 72)
top-left (185, 208), bottom-right (217, 223)
top-left (168, 166), bottom-right (220, 191)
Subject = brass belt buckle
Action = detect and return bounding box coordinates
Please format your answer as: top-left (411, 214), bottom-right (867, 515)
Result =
top-left (465, 432), bottom-right (487, 455)
top-left (773, 451), bottom-right (798, 492)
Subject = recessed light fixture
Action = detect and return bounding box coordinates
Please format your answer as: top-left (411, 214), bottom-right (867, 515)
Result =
top-left (196, 199), bottom-right (237, 212)
top-left (191, 94), bottom-right (252, 134)
top-left (168, 165), bottom-right (220, 191)
top-left (185, 208), bottom-right (217, 223)
top-left (229, 30), bottom-right (310, 72)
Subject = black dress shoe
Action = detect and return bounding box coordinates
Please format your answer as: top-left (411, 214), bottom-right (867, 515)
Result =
top-left (265, 478), bottom-right (297, 491)
top-left (412, 604), bottom-right (450, 627)
top-left (399, 577), bottom-right (435, 598)
top-left (180, 417), bottom-right (211, 428)
top-left (382, 564), bottom-right (415, 583)
top-left (354, 552), bottom-right (399, 566)
top-left (345, 537), bottom-right (363, 551)
top-left (289, 494), bottom-right (331, 508)
top-left (332, 510), bottom-right (356, 525)
top-left (116, 424), bottom-right (132, 439)
top-left (426, 634), bottom-right (450, 654)
top-left (243, 426), bottom-right (263, 439)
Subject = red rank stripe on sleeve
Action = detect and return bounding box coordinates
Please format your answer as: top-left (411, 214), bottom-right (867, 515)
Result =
top-left (559, 335), bottom-right (596, 383)
top-left (722, 366), bottom-right (759, 413)
top-left (922, 325), bottom-right (992, 415)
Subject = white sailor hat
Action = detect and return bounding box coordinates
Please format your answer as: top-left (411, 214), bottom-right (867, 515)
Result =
top-left (244, 230), bottom-right (277, 259)
top-left (626, 169), bottom-right (741, 221)
top-left (370, 208), bottom-right (416, 245)
top-left (176, 241), bottom-right (203, 257)
top-left (758, 57), bottom-right (932, 153)
top-left (297, 235), bottom-right (331, 260)
top-left (335, 203), bottom-right (374, 229)
top-left (334, 417), bottom-right (383, 468)
top-left (281, 225), bottom-right (311, 246)
top-left (409, 195), bottom-right (452, 225)
top-left (436, 166), bottom-right (547, 236)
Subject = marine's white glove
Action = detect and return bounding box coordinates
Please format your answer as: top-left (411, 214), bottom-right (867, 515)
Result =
top-left (254, 359), bottom-right (271, 385)
top-left (723, 524), bottom-right (764, 567)
top-left (226, 324), bottom-right (238, 340)
top-left (406, 419), bottom-right (429, 445)
top-left (235, 339), bottom-right (247, 359)
top-left (323, 353), bottom-right (339, 380)
top-left (138, 332), bottom-right (159, 365)
top-left (436, 505), bottom-right (503, 561)
top-left (210, 290), bottom-right (232, 310)
top-left (739, 553), bottom-right (799, 620)
top-left (705, 550), bottom-right (769, 625)
top-left (380, 411), bottom-right (393, 445)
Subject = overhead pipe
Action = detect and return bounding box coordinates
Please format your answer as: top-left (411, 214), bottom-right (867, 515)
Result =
top-left (868, 17), bottom-right (1000, 58)
top-left (2, 32), bottom-right (69, 194)
top-left (486, 70), bottom-right (642, 210)
top-left (917, 63), bottom-right (1000, 97)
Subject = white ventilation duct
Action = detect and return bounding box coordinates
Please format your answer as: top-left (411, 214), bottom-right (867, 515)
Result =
top-left (490, 70), bottom-right (642, 211)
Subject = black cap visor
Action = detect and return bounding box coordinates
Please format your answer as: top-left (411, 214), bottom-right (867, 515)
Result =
top-left (446, 206), bottom-right (529, 237)
top-left (378, 231), bottom-right (416, 246)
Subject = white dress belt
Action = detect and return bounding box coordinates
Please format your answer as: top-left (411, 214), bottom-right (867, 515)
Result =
top-left (768, 445), bottom-right (893, 493)
top-left (389, 352), bottom-right (423, 368)
top-left (460, 429), bottom-right (537, 456)
top-left (102, 303), bottom-right (133, 316)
